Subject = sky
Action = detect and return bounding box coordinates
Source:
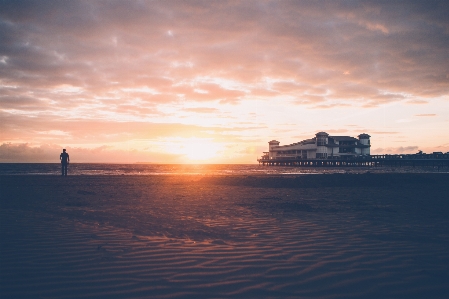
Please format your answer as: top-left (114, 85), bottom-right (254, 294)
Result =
top-left (1, 0), bottom-right (448, 163)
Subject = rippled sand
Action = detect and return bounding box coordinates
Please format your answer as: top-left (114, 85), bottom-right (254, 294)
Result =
top-left (1, 174), bottom-right (448, 298)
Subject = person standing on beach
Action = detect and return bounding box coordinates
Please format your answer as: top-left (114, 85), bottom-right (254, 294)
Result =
top-left (60, 149), bottom-right (70, 176)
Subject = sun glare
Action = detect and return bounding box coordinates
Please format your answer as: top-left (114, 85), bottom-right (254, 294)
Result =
top-left (162, 138), bottom-right (222, 162)
top-left (183, 139), bottom-right (221, 161)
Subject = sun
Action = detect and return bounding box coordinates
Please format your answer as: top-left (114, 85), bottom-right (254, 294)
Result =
top-left (182, 139), bottom-right (221, 161)
top-left (161, 137), bottom-right (222, 162)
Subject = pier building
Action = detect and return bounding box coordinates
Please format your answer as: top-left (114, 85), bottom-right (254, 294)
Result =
top-left (257, 132), bottom-right (449, 171)
top-left (258, 132), bottom-right (449, 169)
top-left (262, 132), bottom-right (371, 160)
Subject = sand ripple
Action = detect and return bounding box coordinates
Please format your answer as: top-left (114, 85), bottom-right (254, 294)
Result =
top-left (1, 175), bottom-right (449, 298)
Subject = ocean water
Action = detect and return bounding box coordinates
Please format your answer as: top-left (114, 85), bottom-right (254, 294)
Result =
top-left (0, 163), bottom-right (333, 176)
top-left (0, 163), bottom-right (443, 175)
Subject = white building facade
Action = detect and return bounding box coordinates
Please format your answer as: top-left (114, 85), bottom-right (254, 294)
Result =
top-left (263, 132), bottom-right (371, 160)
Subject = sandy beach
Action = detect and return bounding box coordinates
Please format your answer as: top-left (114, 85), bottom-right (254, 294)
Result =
top-left (1, 174), bottom-right (449, 298)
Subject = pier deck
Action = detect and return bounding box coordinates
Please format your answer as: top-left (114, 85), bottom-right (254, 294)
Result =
top-left (257, 153), bottom-right (449, 168)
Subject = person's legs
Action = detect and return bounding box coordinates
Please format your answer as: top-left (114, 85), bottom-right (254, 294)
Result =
top-left (62, 163), bottom-right (68, 176)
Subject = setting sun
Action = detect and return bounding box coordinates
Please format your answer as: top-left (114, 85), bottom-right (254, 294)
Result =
top-left (184, 141), bottom-right (221, 161)
top-left (164, 138), bottom-right (222, 162)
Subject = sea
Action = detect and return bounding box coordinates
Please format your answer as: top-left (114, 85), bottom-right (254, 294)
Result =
top-left (0, 163), bottom-right (443, 175)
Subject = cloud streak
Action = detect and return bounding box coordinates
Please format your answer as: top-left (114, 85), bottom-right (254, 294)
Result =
top-left (415, 114), bottom-right (437, 117)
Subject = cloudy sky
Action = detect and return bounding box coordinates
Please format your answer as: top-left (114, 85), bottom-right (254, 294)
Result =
top-left (1, 0), bottom-right (448, 163)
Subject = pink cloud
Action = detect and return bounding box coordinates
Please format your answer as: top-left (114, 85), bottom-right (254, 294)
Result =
top-left (371, 146), bottom-right (419, 154)
top-left (183, 107), bottom-right (219, 113)
top-left (415, 114), bottom-right (437, 117)
top-left (0, 143), bottom-right (183, 163)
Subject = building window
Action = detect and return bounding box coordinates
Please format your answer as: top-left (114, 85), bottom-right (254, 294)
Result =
top-left (317, 136), bottom-right (327, 146)
top-left (339, 148), bottom-right (354, 153)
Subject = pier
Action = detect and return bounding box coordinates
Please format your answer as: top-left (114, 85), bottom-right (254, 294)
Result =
top-left (257, 153), bottom-right (449, 169)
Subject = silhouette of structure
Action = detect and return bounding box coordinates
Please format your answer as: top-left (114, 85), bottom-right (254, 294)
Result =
top-left (258, 132), bottom-right (449, 169)
top-left (60, 149), bottom-right (70, 176)
top-left (261, 132), bottom-right (370, 160)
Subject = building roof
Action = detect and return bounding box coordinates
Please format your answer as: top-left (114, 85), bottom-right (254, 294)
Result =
top-left (329, 136), bottom-right (358, 142)
top-left (272, 138), bottom-right (315, 149)
top-left (358, 133), bottom-right (371, 139)
top-left (268, 132), bottom-right (369, 149)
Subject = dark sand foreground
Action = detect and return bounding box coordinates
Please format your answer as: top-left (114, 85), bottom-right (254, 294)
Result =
top-left (1, 174), bottom-right (449, 298)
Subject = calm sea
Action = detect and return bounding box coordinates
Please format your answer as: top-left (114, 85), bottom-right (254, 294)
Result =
top-left (0, 163), bottom-right (441, 176)
top-left (0, 163), bottom-right (354, 176)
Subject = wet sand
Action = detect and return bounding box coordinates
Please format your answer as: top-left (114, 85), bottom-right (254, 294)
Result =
top-left (1, 174), bottom-right (449, 298)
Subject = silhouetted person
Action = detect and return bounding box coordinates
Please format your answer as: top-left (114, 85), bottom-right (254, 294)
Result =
top-left (60, 149), bottom-right (69, 176)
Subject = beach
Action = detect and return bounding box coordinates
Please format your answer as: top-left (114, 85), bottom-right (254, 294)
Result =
top-left (1, 173), bottom-right (449, 298)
